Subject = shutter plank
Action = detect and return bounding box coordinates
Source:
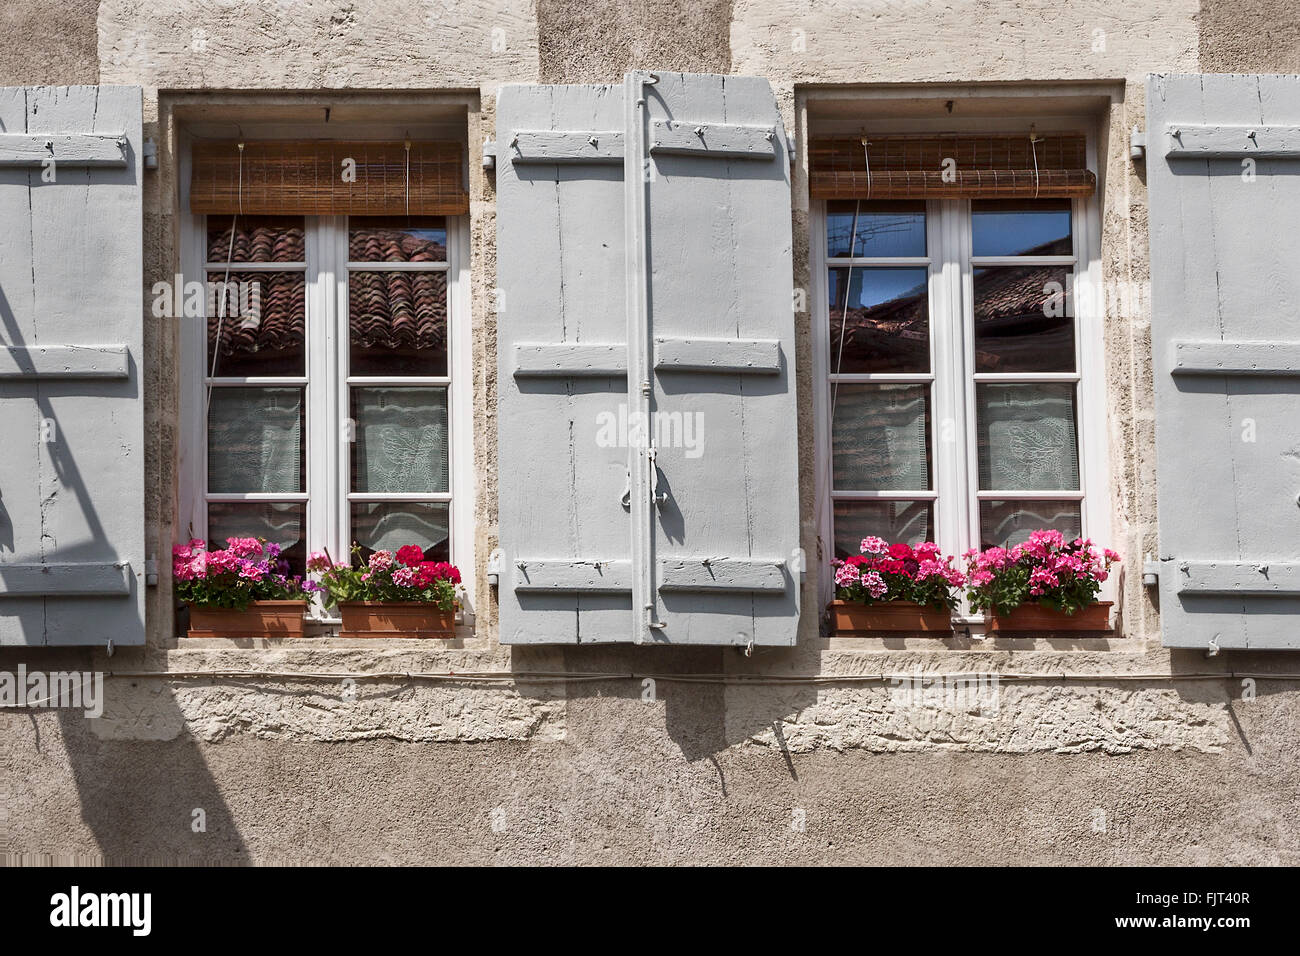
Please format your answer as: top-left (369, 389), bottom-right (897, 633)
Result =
top-left (0, 563), bottom-right (132, 596)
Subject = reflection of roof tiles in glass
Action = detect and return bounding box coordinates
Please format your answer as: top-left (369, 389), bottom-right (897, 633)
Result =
top-left (207, 226), bottom-right (447, 362)
top-left (831, 237), bottom-right (1070, 371)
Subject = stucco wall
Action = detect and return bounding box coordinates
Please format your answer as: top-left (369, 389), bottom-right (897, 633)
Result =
top-left (2, 0), bottom-right (1300, 864)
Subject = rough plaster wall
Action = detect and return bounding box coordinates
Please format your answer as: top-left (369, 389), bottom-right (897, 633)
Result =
top-left (1200, 0), bottom-right (1300, 72)
top-left (97, 0), bottom-right (538, 89)
top-left (0, 0), bottom-right (99, 86)
top-left (731, 0), bottom-right (1200, 82)
top-left (535, 0), bottom-right (731, 83)
top-left (3, 675), bottom-right (1296, 864)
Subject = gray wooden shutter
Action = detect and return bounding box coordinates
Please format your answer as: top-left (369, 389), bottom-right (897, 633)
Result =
top-left (496, 72), bottom-right (800, 645)
top-left (0, 86), bottom-right (145, 646)
top-left (1146, 73), bottom-right (1300, 650)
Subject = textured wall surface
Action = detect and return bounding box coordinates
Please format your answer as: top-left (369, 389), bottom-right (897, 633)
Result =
top-left (0, 0), bottom-right (99, 86)
top-left (2, 0), bottom-right (1300, 865)
top-left (1200, 0), bottom-right (1300, 72)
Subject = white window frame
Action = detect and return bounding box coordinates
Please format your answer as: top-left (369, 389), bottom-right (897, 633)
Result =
top-left (811, 129), bottom-right (1110, 615)
top-left (178, 193), bottom-right (475, 618)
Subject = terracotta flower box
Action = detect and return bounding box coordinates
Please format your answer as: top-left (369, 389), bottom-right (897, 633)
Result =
top-left (986, 601), bottom-right (1113, 632)
top-left (187, 600), bottom-right (308, 639)
top-left (830, 600), bottom-right (953, 634)
top-left (338, 601), bottom-right (456, 639)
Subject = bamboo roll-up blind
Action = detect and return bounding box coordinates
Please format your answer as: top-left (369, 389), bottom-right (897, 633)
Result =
top-left (190, 141), bottom-right (469, 216)
top-left (809, 133), bottom-right (1095, 200)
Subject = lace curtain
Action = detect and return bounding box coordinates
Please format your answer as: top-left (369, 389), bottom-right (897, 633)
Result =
top-left (207, 388), bottom-right (303, 493)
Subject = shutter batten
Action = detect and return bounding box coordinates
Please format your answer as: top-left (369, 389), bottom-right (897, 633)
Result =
top-left (810, 133), bottom-right (1095, 199)
top-left (190, 140), bottom-right (468, 216)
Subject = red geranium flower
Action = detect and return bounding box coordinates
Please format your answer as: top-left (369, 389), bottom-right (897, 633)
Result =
top-left (887, 542), bottom-right (913, 560)
top-left (396, 545), bottom-right (426, 567)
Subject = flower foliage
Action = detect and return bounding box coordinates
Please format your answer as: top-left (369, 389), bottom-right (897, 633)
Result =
top-left (964, 530), bottom-right (1119, 617)
top-left (173, 538), bottom-right (312, 610)
top-left (833, 537), bottom-right (965, 610)
top-left (310, 544), bottom-right (461, 611)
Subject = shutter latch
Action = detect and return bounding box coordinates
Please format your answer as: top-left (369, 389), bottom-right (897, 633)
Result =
top-left (648, 445), bottom-right (668, 509)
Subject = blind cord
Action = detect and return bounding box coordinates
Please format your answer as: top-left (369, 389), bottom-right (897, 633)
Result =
top-left (205, 142), bottom-right (243, 416)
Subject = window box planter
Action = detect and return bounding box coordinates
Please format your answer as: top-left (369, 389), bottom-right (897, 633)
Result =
top-left (186, 601), bottom-right (308, 639)
top-left (338, 601), bottom-right (456, 639)
top-left (830, 600), bottom-right (953, 634)
top-left (986, 600), bottom-right (1113, 633)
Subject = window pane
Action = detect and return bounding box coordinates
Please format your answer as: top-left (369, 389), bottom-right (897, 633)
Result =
top-left (348, 217), bottom-right (447, 262)
top-left (207, 501), bottom-right (306, 573)
top-left (832, 384), bottom-right (930, 491)
top-left (973, 266), bottom-right (1074, 372)
top-left (833, 500), bottom-right (934, 560)
top-left (208, 387), bottom-right (304, 494)
top-left (206, 216), bottom-right (304, 263)
top-left (352, 502), bottom-right (450, 562)
top-left (351, 387), bottom-right (448, 494)
top-left (972, 200), bottom-right (1071, 257)
top-left (976, 383), bottom-right (1079, 491)
top-left (207, 271), bottom-right (305, 377)
top-left (827, 200), bottom-right (926, 258)
top-left (828, 267), bottom-right (930, 373)
top-left (979, 499), bottom-right (1082, 550)
top-left (349, 270), bottom-right (448, 376)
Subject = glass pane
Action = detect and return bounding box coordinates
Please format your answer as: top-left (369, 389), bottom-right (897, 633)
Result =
top-left (207, 501), bottom-right (306, 573)
top-left (832, 384), bottom-right (931, 491)
top-left (207, 271), bottom-right (305, 377)
top-left (827, 200), bottom-right (926, 258)
top-left (972, 200), bottom-right (1072, 257)
top-left (349, 270), bottom-right (448, 376)
top-left (206, 216), bottom-right (304, 263)
top-left (828, 267), bottom-right (930, 373)
top-left (208, 387), bottom-right (304, 494)
top-left (973, 266), bottom-right (1074, 372)
top-left (348, 216), bottom-right (448, 262)
top-left (833, 500), bottom-right (934, 560)
top-left (352, 502), bottom-right (450, 562)
top-left (351, 387), bottom-right (448, 494)
top-left (976, 383), bottom-right (1079, 491)
top-left (979, 499), bottom-right (1082, 551)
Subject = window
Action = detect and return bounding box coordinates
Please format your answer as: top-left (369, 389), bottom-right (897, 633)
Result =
top-left (817, 193), bottom-right (1107, 597)
top-left (182, 212), bottom-right (471, 605)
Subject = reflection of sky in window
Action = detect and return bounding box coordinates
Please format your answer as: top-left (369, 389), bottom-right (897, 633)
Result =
top-left (407, 227), bottom-right (447, 248)
top-left (830, 268), bottom-right (928, 310)
top-left (828, 210), bottom-right (926, 257)
top-left (972, 207), bottom-right (1070, 256)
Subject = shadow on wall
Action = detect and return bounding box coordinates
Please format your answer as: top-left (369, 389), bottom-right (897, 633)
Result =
top-left (50, 656), bottom-right (249, 865)
top-left (532, 643), bottom-right (817, 768)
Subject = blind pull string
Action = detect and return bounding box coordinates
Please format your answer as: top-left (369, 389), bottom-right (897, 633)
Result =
top-left (404, 138), bottom-right (412, 218)
top-left (1029, 124), bottom-right (1041, 200)
top-left (830, 197), bottom-right (861, 422)
top-left (206, 142), bottom-right (243, 415)
top-left (861, 135), bottom-right (872, 199)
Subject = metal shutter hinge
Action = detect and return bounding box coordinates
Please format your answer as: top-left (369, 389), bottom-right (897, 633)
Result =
top-left (487, 548), bottom-right (503, 588)
top-left (143, 138), bottom-right (158, 170)
top-left (482, 138), bottom-right (497, 170)
top-left (144, 555), bottom-right (158, 587)
top-left (1130, 126), bottom-right (1147, 162)
top-left (1142, 554), bottom-right (1159, 587)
